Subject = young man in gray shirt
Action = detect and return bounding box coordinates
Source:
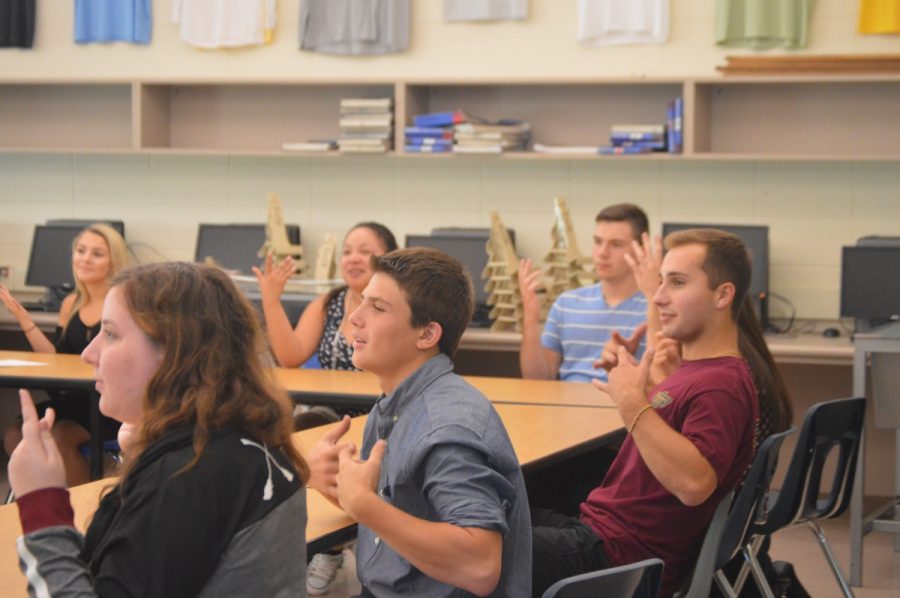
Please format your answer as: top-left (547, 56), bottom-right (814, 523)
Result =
top-left (308, 247), bottom-right (531, 596)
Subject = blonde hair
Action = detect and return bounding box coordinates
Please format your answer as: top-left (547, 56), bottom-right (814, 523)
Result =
top-left (66, 223), bottom-right (130, 331)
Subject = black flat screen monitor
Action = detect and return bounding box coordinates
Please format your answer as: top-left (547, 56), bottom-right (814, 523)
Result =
top-left (26, 224), bottom-right (94, 290)
top-left (661, 223), bottom-right (769, 328)
top-left (194, 224), bottom-right (300, 275)
top-left (405, 228), bottom-right (515, 327)
top-left (46, 219), bottom-right (125, 239)
top-left (840, 245), bottom-right (900, 323)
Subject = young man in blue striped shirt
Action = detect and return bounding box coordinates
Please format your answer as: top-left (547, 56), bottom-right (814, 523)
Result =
top-left (519, 203), bottom-right (650, 383)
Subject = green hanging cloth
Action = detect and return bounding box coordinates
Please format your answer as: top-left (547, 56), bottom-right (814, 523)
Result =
top-left (715, 0), bottom-right (814, 49)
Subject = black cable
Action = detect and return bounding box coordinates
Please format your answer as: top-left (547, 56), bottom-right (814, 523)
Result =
top-left (766, 292), bottom-right (795, 335)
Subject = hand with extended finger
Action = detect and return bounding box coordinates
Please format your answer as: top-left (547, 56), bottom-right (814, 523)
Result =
top-left (252, 251), bottom-right (295, 306)
top-left (8, 390), bottom-right (66, 497)
top-left (624, 232), bottom-right (663, 299)
top-left (593, 322), bottom-right (647, 371)
top-left (517, 259), bottom-right (544, 324)
top-left (593, 345), bottom-right (654, 423)
top-left (649, 332), bottom-right (681, 387)
top-left (336, 439), bottom-right (386, 519)
top-left (307, 416), bottom-right (354, 503)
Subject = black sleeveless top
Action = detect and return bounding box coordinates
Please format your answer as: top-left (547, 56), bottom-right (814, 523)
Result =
top-left (55, 310), bottom-right (101, 354)
top-left (316, 289), bottom-right (357, 371)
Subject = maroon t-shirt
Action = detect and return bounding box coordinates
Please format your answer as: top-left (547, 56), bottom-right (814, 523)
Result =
top-left (580, 357), bottom-right (759, 597)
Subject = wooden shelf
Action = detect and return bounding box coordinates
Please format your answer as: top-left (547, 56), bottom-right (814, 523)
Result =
top-left (691, 79), bottom-right (900, 157)
top-left (0, 76), bottom-right (896, 161)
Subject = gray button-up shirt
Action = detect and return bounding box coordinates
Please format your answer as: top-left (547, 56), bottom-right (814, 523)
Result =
top-left (356, 354), bottom-right (531, 597)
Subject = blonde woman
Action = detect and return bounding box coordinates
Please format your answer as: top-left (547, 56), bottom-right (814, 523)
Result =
top-left (1, 223), bottom-right (129, 485)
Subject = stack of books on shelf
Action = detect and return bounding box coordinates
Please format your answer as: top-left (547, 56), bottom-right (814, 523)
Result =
top-left (453, 119), bottom-right (531, 155)
top-left (338, 97), bottom-right (394, 154)
top-left (597, 98), bottom-right (683, 156)
top-left (282, 139), bottom-right (337, 153)
top-left (404, 126), bottom-right (454, 153)
top-left (601, 124), bottom-right (667, 155)
top-left (403, 110), bottom-right (466, 153)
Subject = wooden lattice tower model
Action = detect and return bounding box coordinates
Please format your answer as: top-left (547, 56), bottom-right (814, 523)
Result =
top-left (541, 196), bottom-right (596, 316)
top-left (483, 211), bottom-right (523, 332)
top-left (259, 193), bottom-right (306, 275)
top-left (314, 233), bottom-right (337, 282)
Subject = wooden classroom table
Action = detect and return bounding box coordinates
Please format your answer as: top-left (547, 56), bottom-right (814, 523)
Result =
top-left (0, 402), bottom-right (625, 596)
top-left (274, 367), bottom-right (614, 409)
top-left (0, 350), bottom-right (104, 479)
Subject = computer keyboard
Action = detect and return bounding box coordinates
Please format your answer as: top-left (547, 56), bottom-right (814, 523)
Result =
top-left (21, 301), bottom-right (54, 312)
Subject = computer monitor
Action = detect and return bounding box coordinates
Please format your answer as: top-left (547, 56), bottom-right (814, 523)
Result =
top-left (194, 223), bottom-right (301, 275)
top-left (25, 224), bottom-right (110, 310)
top-left (405, 228), bottom-right (516, 327)
top-left (46, 219), bottom-right (125, 239)
top-left (661, 223), bottom-right (770, 329)
top-left (841, 243), bottom-right (900, 330)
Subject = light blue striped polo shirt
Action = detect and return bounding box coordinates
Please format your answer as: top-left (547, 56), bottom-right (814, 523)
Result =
top-left (541, 283), bottom-right (647, 383)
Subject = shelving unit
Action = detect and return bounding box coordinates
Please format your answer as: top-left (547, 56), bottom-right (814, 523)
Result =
top-left (690, 77), bottom-right (900, 160)
top-left (0, 76), bottom-right (897, 161)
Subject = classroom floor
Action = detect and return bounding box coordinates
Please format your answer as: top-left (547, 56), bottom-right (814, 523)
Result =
top-left (2, 462), bottom-right (898, 597)
top-left (314, 511), bottom-right (900, 598)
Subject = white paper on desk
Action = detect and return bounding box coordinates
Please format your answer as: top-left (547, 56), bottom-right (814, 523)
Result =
top-left (0, 359), bottom-right (48, 367)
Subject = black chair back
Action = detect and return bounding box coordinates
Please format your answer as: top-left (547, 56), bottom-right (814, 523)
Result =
top-left (715, 428), bottom-right (794, 571)
top-left (541, 557), bottom-right (664, 598)
top-left (759, 397), bottom-right (866, 534)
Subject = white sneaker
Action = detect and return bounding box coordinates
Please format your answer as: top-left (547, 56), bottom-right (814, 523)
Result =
top-left (306, 551), bottom-right (344, 596)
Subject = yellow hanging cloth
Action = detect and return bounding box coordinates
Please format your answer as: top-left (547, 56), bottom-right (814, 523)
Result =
top-left (859, 0), bottom-right (900, 34)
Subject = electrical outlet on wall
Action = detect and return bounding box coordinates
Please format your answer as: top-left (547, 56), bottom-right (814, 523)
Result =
top-left (0, 266), bottom-right (10, 279)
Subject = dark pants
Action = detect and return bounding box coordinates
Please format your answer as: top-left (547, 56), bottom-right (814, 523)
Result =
top-left (531, 508), bottom-right (612, 598)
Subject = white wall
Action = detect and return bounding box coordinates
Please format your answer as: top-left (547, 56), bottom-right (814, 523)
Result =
top-left (1, 0), bottom-right (899, 319)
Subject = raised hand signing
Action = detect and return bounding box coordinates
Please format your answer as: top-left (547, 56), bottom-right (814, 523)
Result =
top-left (8, 390), bottom-right (66, 497)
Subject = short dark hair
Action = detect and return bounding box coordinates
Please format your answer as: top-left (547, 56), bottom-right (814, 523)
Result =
top-left (371, 248), bottom-right (474, 357)
top-left (595, 203), bottom-right (649, 239)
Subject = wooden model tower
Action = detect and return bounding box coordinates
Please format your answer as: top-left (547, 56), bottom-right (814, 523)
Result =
top-left (541, 196), bottom-right (595, 315)
top-left (483, 211), bottom-right (523, 332)
top-left (259, 193), bottom-right (306, 275)
top-left (312, 233), bottom-right (337, 293)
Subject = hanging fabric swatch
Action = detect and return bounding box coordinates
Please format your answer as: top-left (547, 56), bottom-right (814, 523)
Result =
top-left (715, 0), bottom-right (813, 49)
top-left (75, 0), bottom-right (152, 44)
top-left (859, 0), bottom-right (900, 34)
top-left (577, 0), bottom-right (669, 46)
top-left (444, 0), bottom-right (528, 22)
top-left (172, 0), bottom-right (276, 49)
top-left (299, 0), bottom-right (410, 55)
top-left (0, 0), bottom-right (36, 48)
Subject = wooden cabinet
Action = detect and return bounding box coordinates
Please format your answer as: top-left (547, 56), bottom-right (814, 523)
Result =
top-left (0, 77), bottom-right (897, 160)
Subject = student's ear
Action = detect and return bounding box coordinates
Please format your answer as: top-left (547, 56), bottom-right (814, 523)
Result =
top-left (715, 282), bottom-right (736, 311)
top-left (416, 322), bottom-right (443, 351)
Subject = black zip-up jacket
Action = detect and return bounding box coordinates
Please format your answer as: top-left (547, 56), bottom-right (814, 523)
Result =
top-left (17, 425), bottom-right (307, 597)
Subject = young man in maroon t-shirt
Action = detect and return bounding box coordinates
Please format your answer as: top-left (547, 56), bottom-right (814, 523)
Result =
top-left (531, 229), bottom-right (763, 597)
